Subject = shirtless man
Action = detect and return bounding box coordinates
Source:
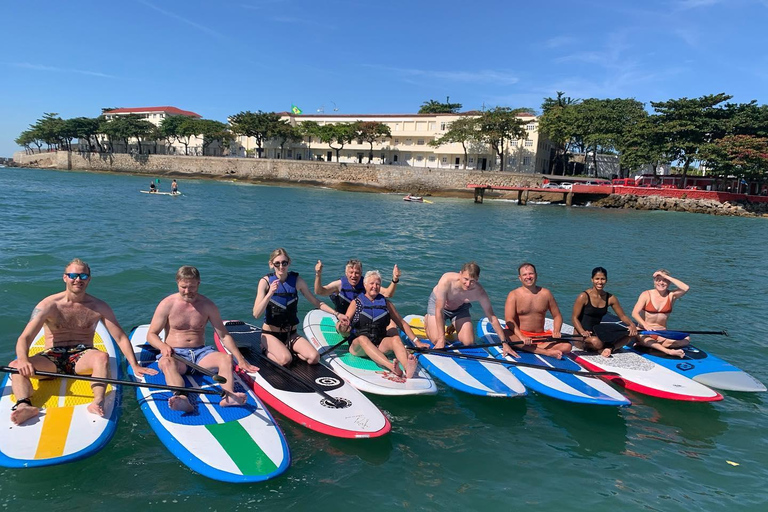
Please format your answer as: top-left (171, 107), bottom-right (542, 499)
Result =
top-left (631, 269), bottom-right (689, 358)
top-left (424, 262), bottom-right (514, 355)
top-left (147, 266), bottom-right (258, 412)
top-left (8, 258), bottom-right (157, 425)
top-left (504, 263), bottom-right (570, 359)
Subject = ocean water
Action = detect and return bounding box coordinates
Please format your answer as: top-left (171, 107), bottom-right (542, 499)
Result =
top-left (1, 167), bottom-right (766, 511)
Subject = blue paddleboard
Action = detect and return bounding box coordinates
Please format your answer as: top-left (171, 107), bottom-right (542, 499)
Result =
top-left (477, 318), bottom-right (631, 406)
top-left (403, 315), bottom-right (526, 397)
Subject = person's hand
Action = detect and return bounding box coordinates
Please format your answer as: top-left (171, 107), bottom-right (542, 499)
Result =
top-left (240, 361), bottom-right (260, 373)
top-left (159, 343), bottom-right (174, 358)
top-left (551, 330), bottom-right (562, 339)
top-left (133, 365), bottom-right (158, 377)
top-left (653, 270), bottom-right (669, 279)
top-left (434, 337), bottom-right (446, 350)
top-left (15, 359), bottom-right (36, 377)
top-left (315, 260), bottom-right (323, 273)
top-left (628, 324), bottom-right (638, 337)
top-left (520, 334), bottom-right (533, 346)
top-left (392, 264), bottom-right (401, 282)
top-left (267, 280), bottom-right (279, 296)
top-left (502, 343), bottom-right (520, 358)
top-left (336, 313), bottom-right (349, 325)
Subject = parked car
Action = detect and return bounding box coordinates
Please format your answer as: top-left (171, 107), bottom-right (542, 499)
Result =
top-left (560, 182), bottom-right (573, 190)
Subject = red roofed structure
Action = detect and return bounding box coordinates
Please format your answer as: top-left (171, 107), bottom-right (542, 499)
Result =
top-left (103, 106), bottom-right (201, 118)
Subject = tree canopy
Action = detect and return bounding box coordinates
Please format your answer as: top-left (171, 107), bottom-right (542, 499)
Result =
top-left (418, 97), bottom-right (463, 114)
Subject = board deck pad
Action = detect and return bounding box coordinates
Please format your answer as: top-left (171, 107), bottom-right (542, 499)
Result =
top-left (129, 325), bottom-right (290, 482)
top-left (303, 309), bottom-right (437, 396)
top-left (0, 322), bottom-right (120, 468)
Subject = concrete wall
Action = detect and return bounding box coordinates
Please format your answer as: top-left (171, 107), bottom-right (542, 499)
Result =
top-left (12, 150), bottom-right (542, 193)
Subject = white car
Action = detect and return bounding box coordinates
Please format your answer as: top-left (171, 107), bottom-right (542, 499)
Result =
top-left (560, 182), bottom-right (573, 190)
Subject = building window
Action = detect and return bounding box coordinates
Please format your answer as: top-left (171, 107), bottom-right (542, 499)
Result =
top-left (428, 122), bottom-right (435, 131)
top-left (469, 157), bottom-right (475, 164)
top-left (416, 121), bottom-right (426, 131)
top-left (509, 157), bottom-right (516, 166)
top-left (428, 156), bottom-right (436, 162)
top-left (394, 139), bottom-right (399, 145)
top-left (417, 139), bottom-right (425, 145)
top-left (440, 122), bottom-right (449, 131)
top-left (393, 123), bottom-right (399, 131)
top-left (442, 157), bottom-right (448, 163)
top-left (523, 156), bottom-right (531, 165)
top-left (526, 124), bottom-right (535, 131)
top-left (405, 139), bottom-right (412, 145)
top-left (525, 140), bottom-right (533, 147)
top-left (416, 155), bottom-right (424, 161)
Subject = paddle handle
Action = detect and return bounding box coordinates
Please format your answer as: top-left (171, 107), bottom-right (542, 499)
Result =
top-left (0, 365), bottom-right (224, 396)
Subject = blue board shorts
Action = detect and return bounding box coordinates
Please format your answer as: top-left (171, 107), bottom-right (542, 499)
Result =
top-left (426, 292), bottom-right (472, 321)
top-left (156, 345), bottom-right (217, 374)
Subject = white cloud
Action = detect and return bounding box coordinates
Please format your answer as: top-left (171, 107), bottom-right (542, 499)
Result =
top-left (367, 65), bottom-right (519, 86)
top-left (9, 62), bottom-right (115, 79)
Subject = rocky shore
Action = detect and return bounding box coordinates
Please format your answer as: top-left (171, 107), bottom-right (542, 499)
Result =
top-left (593, 194), bottom-right (768, 217)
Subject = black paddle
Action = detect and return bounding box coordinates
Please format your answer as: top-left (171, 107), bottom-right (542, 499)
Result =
top-left (593, 324), bottom-right (728, 346)
top-left (170, 352), bottom-right (227, 384)
top-left (318, 335), bottom-right (351, 357)
top-left (406, 347), bottom-right (618, 378)
top-left (254, 356), bottom-right (347, 409)
top-left (0, 365), bottom-right (225, 396)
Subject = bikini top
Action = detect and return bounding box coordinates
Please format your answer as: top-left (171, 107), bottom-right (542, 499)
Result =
top-left (643, 292), bottom-right (672, 314)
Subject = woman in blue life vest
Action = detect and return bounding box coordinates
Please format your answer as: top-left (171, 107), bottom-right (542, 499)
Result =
top-left (314, 259), bottom-right (401, 313)
top-left (340, 270), bottom-right (424, 379)
top-left (253, 248), bottom-right (347, 366)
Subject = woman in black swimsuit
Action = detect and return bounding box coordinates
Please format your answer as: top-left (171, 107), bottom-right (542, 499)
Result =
top-left (571, 267), bottom-right (638, 357)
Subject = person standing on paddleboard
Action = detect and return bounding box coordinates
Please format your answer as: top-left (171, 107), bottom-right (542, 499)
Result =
top-left (504, 263), bottom-right (571, 359)
top-left (340, 270), bottom-right (422, 379)
top-left (631, 270), bottom-right (690, 358)
top-left (254, 248), bottom-right (347, 367)
top-left (147, 266), bottom-right (258, 412)
top-left (424, 262), bottom-right (513, 354)
top-left (571, 267), bottom-right (638, 358)
top-left (8, 258), bottom-right (157, 425)
top-left (171, 180), bottom-right (179, 195)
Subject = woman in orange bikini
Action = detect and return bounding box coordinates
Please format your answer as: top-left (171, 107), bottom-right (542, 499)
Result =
top-left (631, 269), bottom-right (690, 357)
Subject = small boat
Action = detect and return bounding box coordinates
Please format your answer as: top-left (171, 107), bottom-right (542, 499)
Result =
top-left (403, 195), bottom-right (424, 202)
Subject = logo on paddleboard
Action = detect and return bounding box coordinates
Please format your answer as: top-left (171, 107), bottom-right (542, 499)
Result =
top-left (676, 362), bottom-right (695, 371)
top-left (321, 396), bottom-right (352, 409)
top-left (316, 376), bottom-right (341, 387)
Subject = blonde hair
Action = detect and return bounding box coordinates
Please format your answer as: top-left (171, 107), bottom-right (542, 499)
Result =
top-left (65, 258), bottom-right (90, 274)
top-left (176, 265), bottom-right (200, 281)
top-left (269, 248), bottom-right (291, 264)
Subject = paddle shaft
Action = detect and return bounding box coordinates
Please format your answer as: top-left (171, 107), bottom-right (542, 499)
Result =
top-left (170, 351), bottom-right (227, 383)
top-left (318, 336), bottom-right (351, 357)
top-left (0, 365), bottom-right (224, 396)
top-left (255, 355), bottom-right (346, 408)
top-left (407, 348), bottom-right (617, 377)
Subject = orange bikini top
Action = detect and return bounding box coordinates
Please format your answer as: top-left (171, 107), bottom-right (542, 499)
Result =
top-left (643, 293), bottom-right (672, 314)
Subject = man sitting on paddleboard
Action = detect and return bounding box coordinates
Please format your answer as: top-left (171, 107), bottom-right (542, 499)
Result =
top-left (424, 262), bottom-right (513, 354)
top-left (631, 270), bottom-right (689, 358)
top-left (338, 270), bottom-right (422, 379)
top-left (504, 263), bottom-right (571, 359)
top-left (253, 248), bottom-right (347, 367)
top-left (8, 258), bottom-right (157, 425)
top-left (147, 266), bottom-right (258, 412)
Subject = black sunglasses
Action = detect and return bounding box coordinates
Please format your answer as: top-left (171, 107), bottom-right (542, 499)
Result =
top-left (272, 260), bottom-right (290, 267)
top-left (65, 272), bottom-right (90, 280)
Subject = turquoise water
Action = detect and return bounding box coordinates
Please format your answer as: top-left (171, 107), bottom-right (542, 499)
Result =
top-left (1, 167), bottom-right (767, 511)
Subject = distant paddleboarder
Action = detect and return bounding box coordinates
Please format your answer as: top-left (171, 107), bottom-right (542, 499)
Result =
top-left (171, 179), bottom-right (179, 195)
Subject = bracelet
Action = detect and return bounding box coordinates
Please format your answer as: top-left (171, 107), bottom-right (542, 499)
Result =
top-left (411, 337), bottom-right (419, 343)
top-left (392, 278), bottom-right (399, 283)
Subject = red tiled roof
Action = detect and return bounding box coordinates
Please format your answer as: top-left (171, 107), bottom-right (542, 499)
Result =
top-left (103, 106), bottom-right (202, 118)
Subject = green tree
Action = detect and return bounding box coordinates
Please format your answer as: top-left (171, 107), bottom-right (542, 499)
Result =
top-left (31, 113), bottom-right (65, 150)
top-left (198, 119), bottom-right (232, 156)
top-left (175, 117), bottom-right (201, 155)
top-left (229, 111), bottom-right (282, 158)
top-left (299, 121), bottom-right (321, 160)
top-left (272, 121), bottom-right (303, 158)
top-left (418, 97), bottom-right (463, 114)
top-left (159, 115), bottom-right (186, 154)
top-left (621, 115), bottom-right (669, 175)
top-left (15, 130), bottom-right (36, 154)
top-left (68, 117), bottom-right (104, 152)
top-left (705, 134), bottom-right (768, 187)
top-left (316, 123), bottom-right (356, 162)
top-left (476, 107), bottom-right (529, 171)
top-left (429, 117), bottom-right (479, 169)
top-left (651, 93), bottom-right (732, 187)
top-left (353, 121), bottom-right (392, 163)
top-left (539, 92), bottom-right (580, 174)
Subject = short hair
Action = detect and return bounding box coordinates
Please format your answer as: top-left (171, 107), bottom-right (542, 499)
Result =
top-left (518, 262), bottom-right (536, 275)
top-left (364, 270), bottom-right (382, 283)
top-left (65, 258), bottom-right (90, 274)
top-left (654, 269), bottom-right (670, 276)
top-left (176, 265), bottom-right (200, 281)
top-left (269, 248), bottom-right (290, 264)
top-left (591, 267), bottom-right (608, 278)
top-left (460, 262), bottom-right (480, 279)
top-left (346, 259), bottom-right (363, 271)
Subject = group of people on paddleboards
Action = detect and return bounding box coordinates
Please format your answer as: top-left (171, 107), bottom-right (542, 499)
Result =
top-left (148, 179), bottom-right (179, 194)
top-left (6, 253), bottom-right (689, 424)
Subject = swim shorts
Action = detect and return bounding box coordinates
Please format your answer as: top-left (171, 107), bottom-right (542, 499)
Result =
top-left (426, 292), bottom-right (472, 321)
top-left (158, 345), bottom-right (217, 374)
top-left (38, 344), bottom-right (97, 375)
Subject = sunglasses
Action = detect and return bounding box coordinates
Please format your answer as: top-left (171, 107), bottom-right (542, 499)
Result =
top-left (272, 260), bottom-right (290, 267)
top-left (65, 272), bottom-right (90, 280)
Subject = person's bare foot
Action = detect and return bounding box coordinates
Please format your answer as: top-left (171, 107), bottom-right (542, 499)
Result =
top-left (391, 359), bottom-right (404, 378)
top-left (169, 394), bottom-right (194, 412)
top-left (405, 355), bottom-right (418, 379)
top-left (545, 349), bottom-right (563, 360)
top-left (220, 392), bottom-right (247, 407)
top-left (10, 403), bottom-right (39, 425)
top-left (87, 400), bottom-right (105, 417)
top-left (600, 348), bottom-right (613, 358)
top-left (668, 348), bottom-right (685, 358)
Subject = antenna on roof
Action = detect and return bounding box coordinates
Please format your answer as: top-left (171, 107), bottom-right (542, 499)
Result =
top-left (331, 101), bottom-right (338, 112)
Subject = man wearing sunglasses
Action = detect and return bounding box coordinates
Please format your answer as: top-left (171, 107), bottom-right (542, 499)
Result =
top-left (8, 258), bottom-right (157, 425)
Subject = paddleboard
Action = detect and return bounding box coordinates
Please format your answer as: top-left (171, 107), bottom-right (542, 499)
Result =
top-left (0, 322), bottom-right (121, 468)
top-left (596, 316), bottom-right (766, 393)
top-left (128, 325), bottom-right (289, 482)
top-left (217, 321), bottom-right (390, 438)
top-left (475, 318), bottom-right (629, 406)
top-left (556, 320), bottom-right (723, 402)
top-left (302, 309), bottom-right (437, 396)
top-left (140, 190), bottom-right (181, 196)
top-left (403, 315), bottom-right (526, 398)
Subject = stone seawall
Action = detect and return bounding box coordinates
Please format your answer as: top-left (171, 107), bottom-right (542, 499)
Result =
top-left (11, 150), bottom-right (540, 195)
top-left (594, 194), bottom-right (768, 217)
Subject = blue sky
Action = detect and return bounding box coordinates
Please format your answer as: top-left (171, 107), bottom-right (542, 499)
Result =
top-left (2, 0), bottom-right (768, 157)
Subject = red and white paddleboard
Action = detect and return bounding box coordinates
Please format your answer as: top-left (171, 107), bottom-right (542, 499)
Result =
top-left (217, 321), bottom-right (390, 439)
top-left (553, 320), bottom-right (722, 402)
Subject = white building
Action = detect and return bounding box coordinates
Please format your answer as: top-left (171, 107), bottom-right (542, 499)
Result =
top-left (98, 106), bottom-right (208, 155)
top-left (236, 111), bottom-right (552, 173)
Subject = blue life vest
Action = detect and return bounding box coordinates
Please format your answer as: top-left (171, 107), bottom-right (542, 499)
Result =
top-left (331, 275), bottom-right (365, 313)
top-left (353, 294), bottom-right (390, 344)
top-left (265, 272), bottom-right (299, 328)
